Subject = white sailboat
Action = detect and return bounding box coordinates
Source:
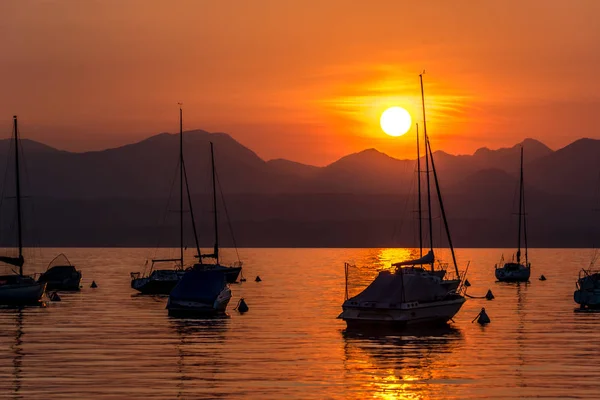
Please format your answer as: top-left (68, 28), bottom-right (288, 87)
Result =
top-left (0, 116), bottom-right (45, 305)
top-left (338, 74), bottom-right (466, 328)
top-left (494, 147), bottom-right (531, 282)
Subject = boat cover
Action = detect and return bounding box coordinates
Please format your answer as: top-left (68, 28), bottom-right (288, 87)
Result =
top-left (347, 269), bottom-right (448, 304)
top-left (169, 268), bottom-right (226, 304)
top-left (392, 250), bottom-right (435, 267)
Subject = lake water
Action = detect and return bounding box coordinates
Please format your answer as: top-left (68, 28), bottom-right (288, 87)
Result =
top-left (0, 247), bottom-right (598, 399)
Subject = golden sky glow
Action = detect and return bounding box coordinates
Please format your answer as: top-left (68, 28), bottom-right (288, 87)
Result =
top-left (1, 1), bottom-right (599, 165)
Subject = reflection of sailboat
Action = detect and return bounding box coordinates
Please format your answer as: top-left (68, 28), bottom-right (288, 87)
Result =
top-left (338, 74), bottom-right (466, 328)
top-left (342, 325), bottom-right (462, 397)
top-left (0, 116), bottom-right (45, 305)
top-left (12, 309), bottom-right (24, 396)
top-left (170, 318), bottom-right (229, 398)
top-left (574, 172), bottom-right (600, 310)
top-left (495, 146), bottom-right (531, 282)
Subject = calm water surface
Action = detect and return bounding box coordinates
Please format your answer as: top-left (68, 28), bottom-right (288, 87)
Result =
top-left (0, 248), bottom-right (598, 399)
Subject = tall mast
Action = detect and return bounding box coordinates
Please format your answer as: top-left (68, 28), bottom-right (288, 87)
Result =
top-left (179, 106), bottom-right (184, 267)
top-left (517, 146), bottom-right (523, 264)
top-left (13, 116), bottom-right (23, 276)
top-left (416, 123), bottom-right (423, 257)
top-left (210, 142), bottom-right (219, 264)
top-left (182, 156), bottom-right (202, 263)
top-left (426, 136), bottom-right (460, 277)
top-left (420, 73), bottom-right (434, 270)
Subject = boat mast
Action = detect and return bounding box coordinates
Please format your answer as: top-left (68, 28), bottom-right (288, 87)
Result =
top-left (416, 123), bottom-right (423, 257)
top-left (210, 142), bottom-right (219, 264)
top-left (420, 73), bottom-right (434, 271)
top-left (179, 106), bottom-right (184, 267)
top-left (426, 136), bottom-right (460, 277)
top-left (516, 147), bottom-right (523, 264)
top-left (13, 116), bottom-right (23, 276)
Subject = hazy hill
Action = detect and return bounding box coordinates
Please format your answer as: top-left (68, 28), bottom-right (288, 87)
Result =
top-left (0, 130), bottom-right (597, 247)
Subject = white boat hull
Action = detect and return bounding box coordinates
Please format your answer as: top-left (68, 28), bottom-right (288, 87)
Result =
top-left (338, 296), bottom-right (465, 328)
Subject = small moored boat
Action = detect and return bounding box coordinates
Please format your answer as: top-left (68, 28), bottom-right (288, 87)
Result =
top-left (167, 268), bottom-right (232, 317)
top-left (37, 253), bottom-right (82, 291)
top-left (495, 147), bottom-right (531, 282)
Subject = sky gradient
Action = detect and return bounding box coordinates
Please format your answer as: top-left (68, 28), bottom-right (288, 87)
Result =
top-left (1, 0), bottom-right (599, 165)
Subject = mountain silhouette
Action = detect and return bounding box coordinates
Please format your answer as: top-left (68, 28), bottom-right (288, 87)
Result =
top-left (0, 129), bottom-right (597, 247)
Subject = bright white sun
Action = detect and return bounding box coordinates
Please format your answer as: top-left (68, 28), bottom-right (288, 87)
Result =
top-left (380, 106), bottom-right (412, 137)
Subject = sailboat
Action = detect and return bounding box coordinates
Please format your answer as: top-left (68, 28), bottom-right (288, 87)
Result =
top-left (494, 147), bottom-right (531, 282)
top-left (338, 74), bottom-right (466, 328)
top-left (190, 142), bottom-right (242, 284)
top-left (573, 172), bottom-right (600, 310)
top-left (0, 116), bottom-right (46, 305)
top-left (130, 107), bottom-right (197, 294)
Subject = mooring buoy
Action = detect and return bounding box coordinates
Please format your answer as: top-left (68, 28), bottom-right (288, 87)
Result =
top-left (236, 298), bottom-right (249, 313)
top-left (477, 308), bottom-right (490, 324)
top-left (464, 279), bottom-right (471, 287)
top-left (49, 292), bottom-right (61, 302)
top-left (539, 275), bottom-right (547, 281)
top-left (255, 276), bottom-right (262, 282)
top-left (90, 281), bottom-right (98, 288)
top-left (485, 289), bottom-right (494, 300)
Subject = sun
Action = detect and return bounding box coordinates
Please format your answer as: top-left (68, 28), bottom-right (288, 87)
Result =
top-left (380, 106), bottom-right (412, 137)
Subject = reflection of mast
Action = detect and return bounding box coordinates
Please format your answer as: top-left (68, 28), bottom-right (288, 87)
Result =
top-left (515, 283), bottom-right (527, 388)
top-left (12, 309), bottom-right (24, 396)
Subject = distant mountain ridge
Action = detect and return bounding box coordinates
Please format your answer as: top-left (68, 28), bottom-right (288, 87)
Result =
top-left (0, 129), bottom-right (598, 247)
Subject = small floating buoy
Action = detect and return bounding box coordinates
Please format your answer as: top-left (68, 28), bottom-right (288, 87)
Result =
top-left (235, 298), bottom-right (249, 313)
top-left (255, 276), bottom-right (262, 282)
top-left (90, 281), bottom-right (98, 288)
top-left (49, 291), bottom-right (61, 302)
top-left (464, 279), bottom-right (471, 287)
top-left (539, 275), bottom-right (546, 281)
top-left (485, 289), bottom-right (494, 300)
top-left (240, 277), bottom-right (247, 282)
top-left (477, 308), bottom-right (490, 325)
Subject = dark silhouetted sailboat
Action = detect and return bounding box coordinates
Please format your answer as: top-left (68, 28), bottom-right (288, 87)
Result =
top-left (338, 74), bottom-right (466, 328)
top-left (191, 142), bottom-right (242, 283)
top-left (0, 116), bottom-right (45, 305)
top-left (573, 171), bottom-right (600, 310)
top-left (494, 147), bottom-right (531, 282)
top-left (131, 107), bottom-right (195, 294)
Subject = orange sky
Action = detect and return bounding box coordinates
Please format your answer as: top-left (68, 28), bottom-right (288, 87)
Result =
top-left (1, 0), bottom-right (599, 165)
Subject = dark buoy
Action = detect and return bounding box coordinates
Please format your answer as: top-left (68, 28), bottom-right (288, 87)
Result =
top-left (236, 298), bottom-right (249, 313)
top-left (464, 279), bottom-right (471, 287)
top-left (485, 289), bottom-right (494, 300)
top-left (240, 277), bottom-right (247, 282)
top-left (255, 276), bottom-right (262, 282)
top-left (90, 281), bottom-right (98, 288)
top-left (49, 291), bottom-right (61, 302)
top-left (539, 274), bottom-right (546, 281)
top-left (476, 308), bottom-right (490, 325)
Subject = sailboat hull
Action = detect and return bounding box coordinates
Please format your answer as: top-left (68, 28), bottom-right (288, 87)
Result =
top-left (167, 287), bottom-right (232, 317)
top-left (192, 264), bottom-right (241, 283)
top-left (495, 263), bottom-right (530, 282)
top-left (0, 276), bottom-right (45, 305)
top-left (338, 296), bottom-right (465, 328)
top-left (131, 270), bottom-right (186, 295)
